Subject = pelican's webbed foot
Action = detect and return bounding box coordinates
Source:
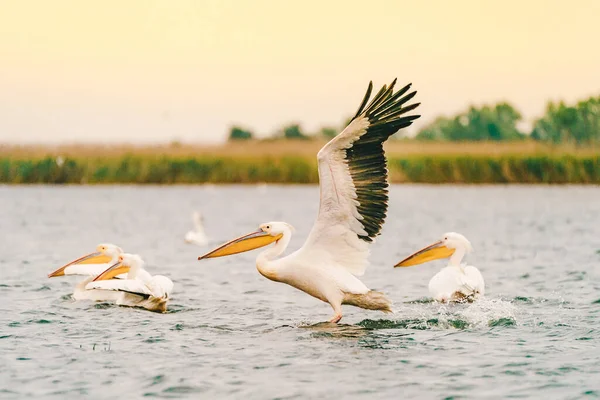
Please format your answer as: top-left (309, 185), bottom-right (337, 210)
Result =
top-left (329, 314), bottom-right (342, 324)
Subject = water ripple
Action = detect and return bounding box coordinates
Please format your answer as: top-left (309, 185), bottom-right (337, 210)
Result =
top-left (1, 185), bottom-right (599, 399)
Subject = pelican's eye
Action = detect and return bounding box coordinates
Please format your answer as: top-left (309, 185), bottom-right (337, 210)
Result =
top-left (265, 225), bottom-right (271, 230)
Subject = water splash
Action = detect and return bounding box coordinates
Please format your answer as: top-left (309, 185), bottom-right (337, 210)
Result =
top-left (453, 298), bottom-right (518, 327)
top-left (383, 297), bottom-right (519, 330)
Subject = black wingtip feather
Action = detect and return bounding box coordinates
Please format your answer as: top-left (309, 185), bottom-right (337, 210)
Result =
top-left (345, 79), bottom-right (421, 242)
top-left (353, 81), bottom-right (373, 119)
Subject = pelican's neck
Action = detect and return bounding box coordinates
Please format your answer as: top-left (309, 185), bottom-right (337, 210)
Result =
top-left (449, 247), bottom-right (466, 268)
top-left (127, 260), bottom-right (144, 279)
top-left (75, 276), bottom-right (94, 290)
top-left (193, 214), bottom-right (204, 231)
top-left (256, 229), bottom-right (292, 281)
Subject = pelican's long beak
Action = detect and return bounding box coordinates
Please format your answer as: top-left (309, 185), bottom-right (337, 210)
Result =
top-left (198, 230), bottom-right (283, 260)
top-left (394, 241), bottom-right (455, 268)
top-left (48, 252), bottom-right (111, 277)
top-left (92, 262), bottom-right (131, 281)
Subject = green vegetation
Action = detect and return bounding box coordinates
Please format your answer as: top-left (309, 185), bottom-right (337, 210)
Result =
top-left (3, 94), bottom-right (599, 185)
top-left (281, 124), bottom-right (309, 140)
top-left (226, 94), bottom-right (599, 145)
top-left (0, 155), bottom-right (316, 184)
top-left (228, 126), bottom-right (254, 141)
top-left (388, 155), bottom-right (600, 184)
top-left (411, 95), bottom-right (599, 144)
top-left (1, 147), bottom-right (598, 184)
top-left (415, 103), bottom-right (525, 142)
top-left (531, 96), bottom-right (600, 145)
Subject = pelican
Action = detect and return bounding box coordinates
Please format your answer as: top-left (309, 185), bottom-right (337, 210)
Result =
top-left (48, 243), bottom-right (126, 301)
top-left (199, 79), bottom-right (420, 323)
top-left (184, 211), bottom-right (208, 246)
top-left (86, 253), bottom-right (174, 313)
top-left (394, 232), bottom-right (485, 303)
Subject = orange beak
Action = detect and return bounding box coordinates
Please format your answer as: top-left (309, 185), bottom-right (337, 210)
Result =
top-left (198, 230), bottom-right (283, 260)
top-left (48, 252), bottom-right (111, 277)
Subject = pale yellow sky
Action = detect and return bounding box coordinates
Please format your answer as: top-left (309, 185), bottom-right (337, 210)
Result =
top-left (1, 0), bottom-right (599, 143)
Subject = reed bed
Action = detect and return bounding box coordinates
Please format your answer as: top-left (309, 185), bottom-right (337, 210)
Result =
top-left (3, 139), bottom-right (598, 158)
top-left (1, 141), bottom-right (598, 184)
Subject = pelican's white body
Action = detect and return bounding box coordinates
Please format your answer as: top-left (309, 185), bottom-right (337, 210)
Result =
top-left (429, 233), bottom-right (485, 303)
top-left (86, 254), bottom-right (174, 312)
top-left (429, 264), bottom-right (485, 303)
top-left (73, 276), bottom-right (123, 302)
top-left (256, 224), bottom-right (371, 303)
top-left (185, 211), bottom-right (208, 246)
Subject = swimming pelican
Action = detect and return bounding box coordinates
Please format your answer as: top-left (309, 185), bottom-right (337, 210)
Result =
top-left (48, 243), bottom-right (126, 301)
top-left (394, 232), bottom-right (485, 303)
top-left (199, 79), bottom-right (420, 323)
top-left (87, 253), bottom-right (174, 313)
top-left (184, 211), bottom-right (208, 246)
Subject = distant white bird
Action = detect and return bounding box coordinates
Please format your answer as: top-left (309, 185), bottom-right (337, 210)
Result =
top-left (87, 253), bottom-right (174, 313)
top-left (199, 79), bottom-right (420, 323)
top-left (395, 232), bottom-right (485, 303)
top-left (48, 243), bottom-right (126, 301)
top-left (184, 211), bottom-right (208, 246)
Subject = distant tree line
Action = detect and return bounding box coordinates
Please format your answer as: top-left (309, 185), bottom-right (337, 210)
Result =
top-left (228, 94), bottom-right (600, 145)
top-left (531, 97), bottom-right (600, 145)
top-left (416, 103), bottom-right (524, 142)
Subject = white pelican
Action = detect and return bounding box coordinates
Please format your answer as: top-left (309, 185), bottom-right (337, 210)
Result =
top-left (184, 211), bottom-right (208, 246)
top-left (86, 253), bottom-right (174, 313)
top-left (395, 232), bottom-right (485, 303)
top-left (48, 243), bottom-right (126, 301)
top-left (199, 79), bottom-right (420, 323)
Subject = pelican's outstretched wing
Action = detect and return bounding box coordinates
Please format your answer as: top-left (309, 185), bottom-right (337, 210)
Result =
top-left (299, 79), bottom-right (420, 276)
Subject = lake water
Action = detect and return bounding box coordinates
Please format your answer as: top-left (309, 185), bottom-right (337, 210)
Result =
top-left (1, 185), bottom-right (599, 399)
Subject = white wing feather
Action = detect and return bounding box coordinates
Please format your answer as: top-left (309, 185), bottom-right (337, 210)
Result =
top-left (85, 276), bottom-right (173, 298)
top-left (85, 279), bottom-right (155, 297)
top-left (153, 275), bottom-right (174, 297)
top-left (299, 80), bottom-right (420, 277)
top-left (299, 118), bottom-right (371, 276)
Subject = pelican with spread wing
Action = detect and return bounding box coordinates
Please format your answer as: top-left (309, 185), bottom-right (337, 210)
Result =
top-left (199, 79), bottom-right (420, 323)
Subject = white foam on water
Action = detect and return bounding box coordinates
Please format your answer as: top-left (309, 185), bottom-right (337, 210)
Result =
top-left (398, 296), bottom-right (519, 330)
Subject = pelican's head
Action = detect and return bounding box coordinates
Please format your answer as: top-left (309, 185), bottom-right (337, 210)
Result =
top-left (96, 243), bottom-right (124, 258)
top-left (48, 243), bottom-right (124, 277)
top-left (92, 253), bottom-right (142, 281)
top-left (394, 232), bottom-right (472, 268)
top-left (259, 221), bottom-right (295, 235)
top-left (198, 221), bottom-right (293, 260)
top-left (118, 253), bottom-right (143, 268)
top-left (441, 232), bottom-right (473, 253)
